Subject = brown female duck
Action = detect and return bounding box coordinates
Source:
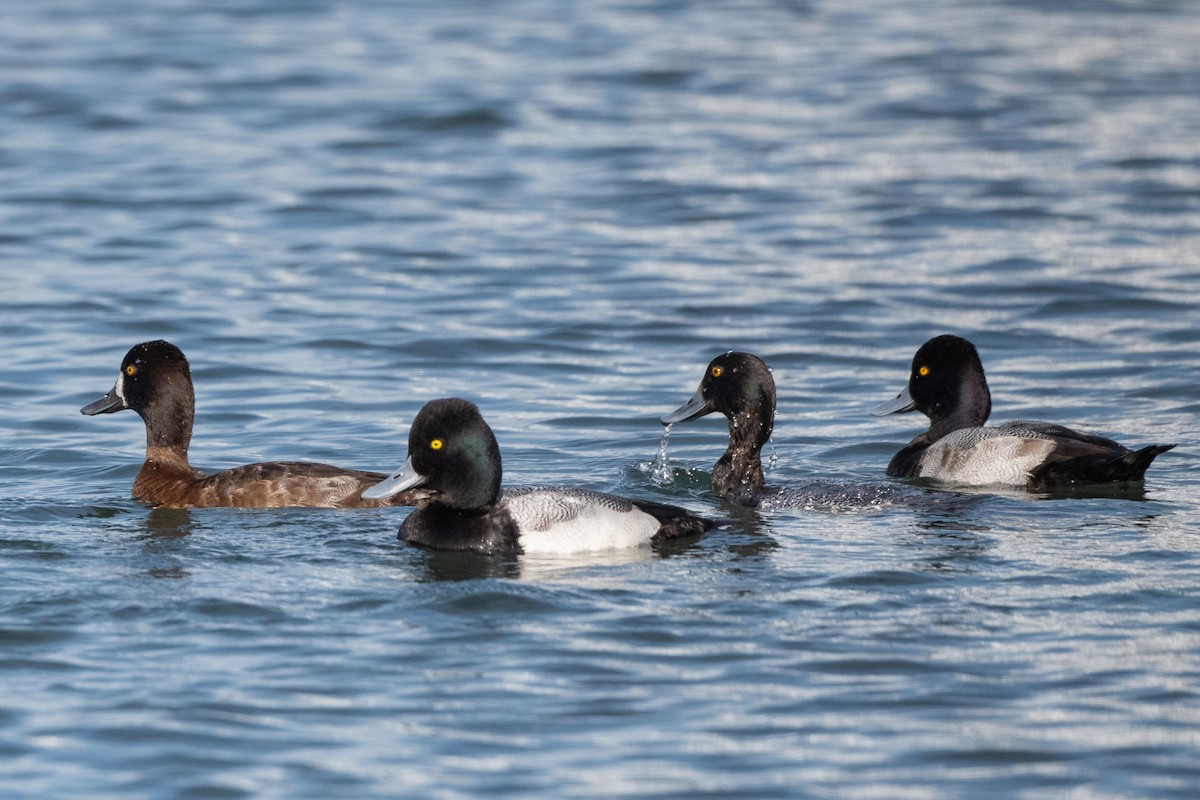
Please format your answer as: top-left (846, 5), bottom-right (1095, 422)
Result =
top-left (80, 340), bottom-right (426, 508)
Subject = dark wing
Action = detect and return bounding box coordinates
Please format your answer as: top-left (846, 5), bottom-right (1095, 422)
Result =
top-left (627, 497), bottom-right (715, 540)
top-left (993, 422), bottom-right (1178, 489)
top-left (996, 420), bottom-right (1127, 451)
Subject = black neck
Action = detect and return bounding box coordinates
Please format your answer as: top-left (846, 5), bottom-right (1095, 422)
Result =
top-left (928, 372), bottom-right (990, 440)
top-left (712, 396), bottom-right (774, 498)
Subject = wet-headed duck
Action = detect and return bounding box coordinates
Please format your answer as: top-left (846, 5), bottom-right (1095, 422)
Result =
top-left (80, 340), bottom-right (427, 508)
top-left (873, 334), bottom-right (1175, 490)
top-left (660, 352), bottom-right (776, 504)
top-left (362, 397), bottom-right (714, 554)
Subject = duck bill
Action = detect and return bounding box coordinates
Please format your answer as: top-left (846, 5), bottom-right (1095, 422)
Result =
top-left (80, 383), bottom-right (127, 416)
top-left (871, 385), bottom-right (917, 416)
top-left (362, 456), bottom-right (429, 500)
top-left (661, 387), bottom-right (715, 426)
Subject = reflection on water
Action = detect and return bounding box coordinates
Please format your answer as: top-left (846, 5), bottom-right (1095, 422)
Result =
top-left (146, 565), bottom-right (188, 580)
top-left (409, 548), bottom-right (525, 582)
top-left (404, 534), bottom-right (711, 582)
top-left (141, 507), bottom-right (195, 538)
top-left (907, 517), bottom-right (995, 572)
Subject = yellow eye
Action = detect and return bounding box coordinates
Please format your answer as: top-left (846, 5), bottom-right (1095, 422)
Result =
top-left (710, 366), bottom-right (723, 378)
top-left (430, 439), bottom-right (443, 451)
top-left (918, 365), bottom-right (929, 377)
top-left (125, 365), bottom-right (137, 376)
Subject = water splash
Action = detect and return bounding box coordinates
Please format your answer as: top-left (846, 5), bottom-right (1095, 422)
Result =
top-left (650, 424), bottom-right (675, 485)
top-left (766, 436), bottom-right (778, 472)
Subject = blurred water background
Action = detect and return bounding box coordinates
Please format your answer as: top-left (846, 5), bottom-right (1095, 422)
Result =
top-left (2, 1), bottom-right (1200, 797)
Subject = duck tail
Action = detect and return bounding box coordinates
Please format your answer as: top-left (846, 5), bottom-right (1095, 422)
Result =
top-left (633, 499), bottom-right (716, 540)
top-left (1108, 443), bottom-right (1176, 481)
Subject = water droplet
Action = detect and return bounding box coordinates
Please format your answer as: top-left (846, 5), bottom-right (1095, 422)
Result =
top-left (651, 424), bottom-right (674, 484)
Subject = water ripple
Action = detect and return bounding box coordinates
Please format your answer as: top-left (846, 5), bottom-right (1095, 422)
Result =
top-left (3, 0), bottom-right (1200, 798)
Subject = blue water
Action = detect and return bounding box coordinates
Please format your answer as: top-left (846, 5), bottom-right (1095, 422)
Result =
top-left (3, 0), bottom-right (1200, 797)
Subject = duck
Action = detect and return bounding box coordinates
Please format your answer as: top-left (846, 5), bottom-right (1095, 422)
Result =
top-left (660, 352), bottom-right (776, 504)
top-left (362, 397), bottom-right (714, 554)
top-left (873, 334), bottom-right (1175, 490)
top-left (80, 340), bottom-right (428, 508)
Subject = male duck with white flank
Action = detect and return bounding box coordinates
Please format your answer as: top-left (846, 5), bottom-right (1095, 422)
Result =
top-left (873, 334), bottom-right (1175, 490)
top-left (81, 340), bottom-right (428, 508)
top-left (363, 398), bottom-right (714, 554)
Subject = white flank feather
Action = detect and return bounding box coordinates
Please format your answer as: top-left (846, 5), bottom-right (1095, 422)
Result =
top-left (501, 487), bottom-right (660, 554)
top-left (919, 428), bottom-right (1057, 486)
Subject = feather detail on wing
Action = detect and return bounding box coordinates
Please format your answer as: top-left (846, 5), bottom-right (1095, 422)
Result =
top-left (919, 428), bottom-right (1057, 486)
top-left (500, 487), bottom-right (659, 553)
top-left (994, 420), bottom-right (1125, 451)
top-left (188, 461), bottom-right (427, 508)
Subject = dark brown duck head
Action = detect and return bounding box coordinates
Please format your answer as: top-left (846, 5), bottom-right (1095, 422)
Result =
top-left (82, 339), bottom-right (196, 455)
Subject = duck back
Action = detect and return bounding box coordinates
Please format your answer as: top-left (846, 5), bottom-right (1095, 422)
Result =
top-left (135, 455), bottom-right (425, 508)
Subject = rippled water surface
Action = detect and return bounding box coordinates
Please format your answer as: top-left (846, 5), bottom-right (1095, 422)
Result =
top-left (3, 1), bottom-right (1200, 797)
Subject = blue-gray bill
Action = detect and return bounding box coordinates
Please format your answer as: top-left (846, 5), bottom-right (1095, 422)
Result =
top-left (871, 386), bottom-right (917, 416)
top-left (660, 388), bottom-right (715, 426)
top-left (362, 455), bottom-right (427, 500)
top-left (80, 384), bottom-right (126, 416)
